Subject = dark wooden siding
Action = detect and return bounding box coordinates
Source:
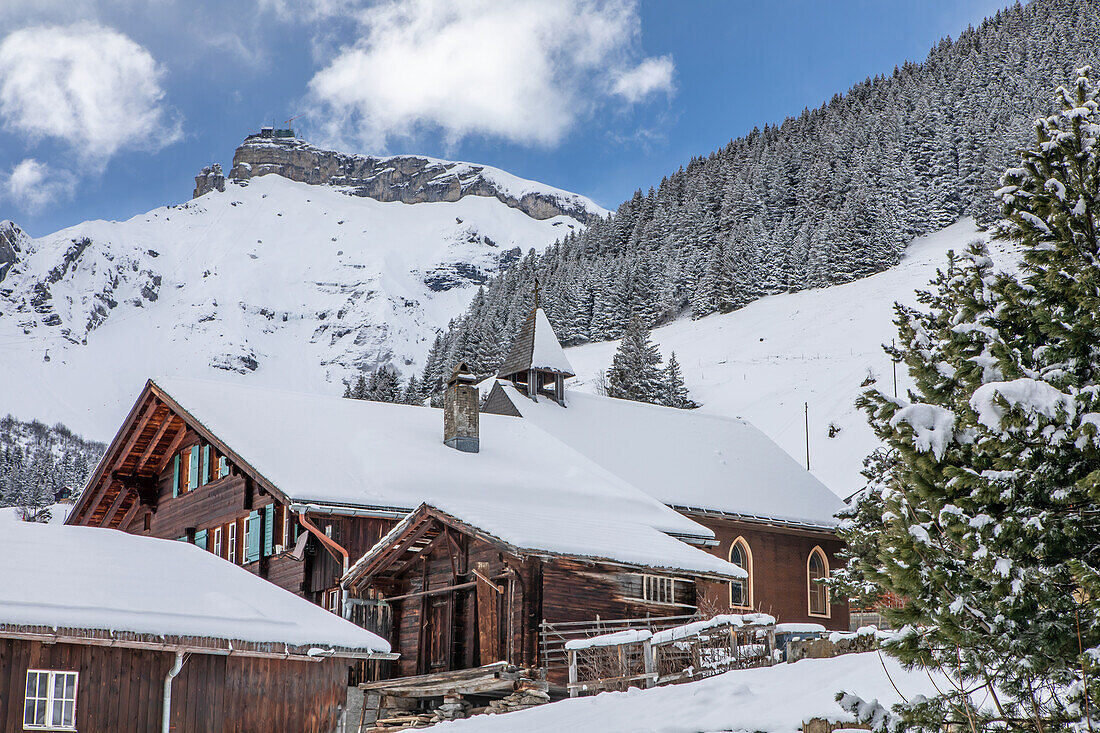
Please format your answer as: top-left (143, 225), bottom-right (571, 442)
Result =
top-left (540, 559), bottom-right (697, 626)
top-left (0, 638), bottom-right (350, 732)
top-left (690, 516), bottom-right (849, 630)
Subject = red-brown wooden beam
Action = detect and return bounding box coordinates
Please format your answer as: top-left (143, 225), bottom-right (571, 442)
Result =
top-left (80, 399), bottom-right (158, 524)
top-left (134, 409), bottom-right (175, 475)
top-left (99, 481), bottom-right (131, 528)
top-left (154, 420), bottom-right (188, 475)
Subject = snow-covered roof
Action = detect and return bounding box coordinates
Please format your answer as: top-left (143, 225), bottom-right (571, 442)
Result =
top-left (497, 308), bottom-right (575, 378)
top-left (151, 378), bottom-right (738, 577)
top-left (2, 521), bottom-right (390, 653)
top-left (492, 385), bottom-right (844, 527)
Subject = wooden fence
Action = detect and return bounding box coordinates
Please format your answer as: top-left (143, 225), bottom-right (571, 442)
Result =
top-left (563, 615), bottom-right (776, 697)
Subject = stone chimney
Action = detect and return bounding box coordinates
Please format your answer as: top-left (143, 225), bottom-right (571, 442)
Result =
top-left (444, 362), bottom-right (479, 453)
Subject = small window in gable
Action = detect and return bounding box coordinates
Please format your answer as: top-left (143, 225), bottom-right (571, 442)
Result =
top-left (808, 546), bottom-right (830, 617)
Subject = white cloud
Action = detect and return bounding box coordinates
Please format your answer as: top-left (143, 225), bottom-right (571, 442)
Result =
top-left (259, 0), bottom-right (361, 22)
top-left (0, 23), bottom-right (180, 166)
top-left (305, 0), bottom-right (675, 151)
top-left (5, 158), bottom-right (76, 212)
top-left (612, 55), bottom-right (675, 103)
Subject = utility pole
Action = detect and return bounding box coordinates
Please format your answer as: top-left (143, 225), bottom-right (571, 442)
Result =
top-left (892, 339), bottom-right (898, 399)
top-left (804, 401), bottom-right (810, 471)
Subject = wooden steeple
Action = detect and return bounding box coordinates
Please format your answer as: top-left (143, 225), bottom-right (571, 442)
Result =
top-left (496, 285), bottom-right (574, 405)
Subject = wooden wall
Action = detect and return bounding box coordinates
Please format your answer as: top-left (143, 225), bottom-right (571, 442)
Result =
top-left (0, 638), bottom-right (350, 732)
top-left (690, 516), bottom-right (849, 630)
top-left (540, 559), bottom-right (697, 625)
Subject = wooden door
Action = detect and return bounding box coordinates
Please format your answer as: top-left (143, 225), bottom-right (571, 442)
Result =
top-left (420, 595), bottom-right (453, 674)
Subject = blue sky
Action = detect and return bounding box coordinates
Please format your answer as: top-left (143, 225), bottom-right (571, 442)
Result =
top-left (1, 0), bottom-right (1012, 237)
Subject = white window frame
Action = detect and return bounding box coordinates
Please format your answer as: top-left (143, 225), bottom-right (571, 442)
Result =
top-left (212, 526), bottom-right (223, 557)
top-left (637, 574), bottom-right (689, 605)
top-left (279, 505), bottom-right (292, 551)
top-left (24, 669), bottom-right (78, 731)
top-left (324, 588), bottom-right (340, 615)
top-left (227, 521), bottom-right (237, 564)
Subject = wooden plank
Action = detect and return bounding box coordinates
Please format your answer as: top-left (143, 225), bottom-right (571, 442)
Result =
top-left (134, 410), bottom-right (175, 474)
top-left (476, 561), bottom-right (501, 665)
top-left (154, 421), bottom-right (188, 475)
top-left (99, 480), bottom-right (132, 528)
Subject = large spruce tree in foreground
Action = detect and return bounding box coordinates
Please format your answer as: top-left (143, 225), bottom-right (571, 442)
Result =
top-left (837, 68), bottom-right (1100, 733)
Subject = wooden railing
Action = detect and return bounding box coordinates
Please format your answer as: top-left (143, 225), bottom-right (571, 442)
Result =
top-left (559, 614), bottom-right (777, 697)
top-left (538, 614), bottom-right (697, 680)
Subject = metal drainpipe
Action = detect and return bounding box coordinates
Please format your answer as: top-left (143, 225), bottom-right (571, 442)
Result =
top-left (296, 508), bottom-right (349, 575)
top-left (162, 651), bottom-right (186, 733)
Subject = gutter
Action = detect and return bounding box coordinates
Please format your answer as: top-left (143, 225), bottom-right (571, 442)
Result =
top-left (297, 508), bottom-right (350, 575)
top-left (290, 501), bottom-right (410, 520)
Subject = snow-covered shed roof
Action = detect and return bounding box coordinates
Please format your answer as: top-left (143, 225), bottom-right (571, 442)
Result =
top-left (497, 308), bottom-right (575, 378)
top-left (491, 385), bottom-right (844, 528)
top-left (2, 521), bottom-right (390, 655)
top-left (348, 500), bottom-right (745, 585)
top-left (149, 377), bottom-right (734, 576)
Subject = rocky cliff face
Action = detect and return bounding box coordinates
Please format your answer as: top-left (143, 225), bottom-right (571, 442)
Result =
top-left (215, 134), bottom-right (602, 225)
top-left (0, 220), bottom-right (28, 285)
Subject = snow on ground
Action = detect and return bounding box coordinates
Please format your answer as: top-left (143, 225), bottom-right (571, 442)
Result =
top-left (0, 175), bottom-right (593, 440)
top-left (0, 502), bottom-right (72, 524)
top-left (563, 219), bottom-right (1018, 497)
top-left (437, 652), bottom-right (945, 733)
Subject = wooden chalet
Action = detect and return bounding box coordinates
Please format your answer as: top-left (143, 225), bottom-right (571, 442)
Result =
top-left (483, 307), bottom-right (851, 630)
top-left (67, 369), bottom-right (739, 680)
top-left (1, 521), bottom-right (392, 732)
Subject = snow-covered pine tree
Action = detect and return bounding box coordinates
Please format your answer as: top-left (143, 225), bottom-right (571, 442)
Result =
top-left (606, 319), bottom-right (664, 404)
top-left (837, 68), bottom-right (1100, 733)
top-left (661, 352), bottom-right (698, 409)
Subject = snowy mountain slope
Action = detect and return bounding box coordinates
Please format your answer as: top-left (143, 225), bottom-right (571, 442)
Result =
top-left (0, 167), bottom-right (603, 439)
top-left (561, 219), bottom-right (1018, 498)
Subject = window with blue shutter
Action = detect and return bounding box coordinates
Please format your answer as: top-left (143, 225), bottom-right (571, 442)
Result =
top-left (218, 456), bottom-right (229, 479)
top-left (172, 454), bottom-right (180, 497)
top-left (176, 535), bottom-right (188, 542)
top-left (188, 446), bottom-right (199, 490)
top-left (263, 504), bottom-right (274, 556)
top-left (245, 511), bottom-right (261, 563)
top-left (194, 529), bottom-right (208, 551)
top-left (201, 445), bottom-right (211, 486)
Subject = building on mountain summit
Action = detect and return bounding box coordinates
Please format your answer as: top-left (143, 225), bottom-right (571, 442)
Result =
top-left (482, 306), bottom-right (849, 629)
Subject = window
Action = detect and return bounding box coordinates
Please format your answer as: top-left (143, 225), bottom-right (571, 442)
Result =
top-left (212, 526), bottom-right (222, 557)
top-left (24, 670), bottom-right (77, 730)
top-left (639, 574), bottom-right (685, 605)
top-left (729, 537), bottom-right (753, 609)
top-left (324, 588), bottom-right (340, 615)
top-left (280, 505), bottom-right (290, 550)
top-left (808, 547), bottom-right (830, 617)
top-left (227, 521), bottom-right (237, 564)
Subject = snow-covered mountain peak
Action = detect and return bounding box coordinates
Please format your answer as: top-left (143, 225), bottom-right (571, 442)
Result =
top-left (199, 131), bottom-right (608, 226)
top-left (1, 147), bottom-right (603, 436)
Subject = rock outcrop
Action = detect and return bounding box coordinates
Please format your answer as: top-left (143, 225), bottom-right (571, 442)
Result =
top-left (215, 134), bottom-right (602, 225)
top-left (193, 163), bottom-right (225, 198)
top-left (0, 220), bottom-right (28, 285)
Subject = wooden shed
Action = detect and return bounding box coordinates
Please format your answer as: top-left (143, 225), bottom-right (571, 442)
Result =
top-left (342, 502), bottom-right (743, 686)
top-left (1, 521), bottom-right (394, 732)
